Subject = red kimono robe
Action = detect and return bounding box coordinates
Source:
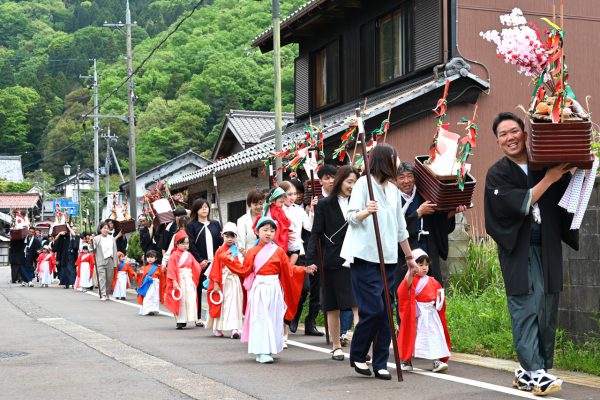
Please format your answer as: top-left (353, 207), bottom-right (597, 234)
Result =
top-left (164, 248), bottom-right (202, 316)
top-left (240, 241), bottom-right (305, 322)
top-left (36, 252), bottom-right (57, 275)
top-left (75, 253), bottom-right (95, 281)
top-left (397, 274), bottom-right (451, 362)
top-left (136, 263), bottom-right (165, 305)
top-left (207, 243), bottom-right (246, 318)
top-left (111, 261), bottom-right (135, 292)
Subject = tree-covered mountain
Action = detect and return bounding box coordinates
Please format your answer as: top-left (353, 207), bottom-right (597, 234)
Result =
top-left (0, 0), bottom-right (304, 181)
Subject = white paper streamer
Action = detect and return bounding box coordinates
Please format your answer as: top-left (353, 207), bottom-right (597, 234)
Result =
top-left (559, 156), bottom-right (599, 230)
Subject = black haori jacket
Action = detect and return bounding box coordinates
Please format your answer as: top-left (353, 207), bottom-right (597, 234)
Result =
top-left (484, 156), bottom-right (579, 296)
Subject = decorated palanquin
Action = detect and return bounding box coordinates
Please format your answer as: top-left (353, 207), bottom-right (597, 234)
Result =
top-left (481, 6), bottom-right (599, 230)
top-left (481, 7), bottom-right (594, 170)
top-left (414, 79), bottom-right (477, 211)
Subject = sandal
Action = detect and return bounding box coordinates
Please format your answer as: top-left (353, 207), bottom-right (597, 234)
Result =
top-left (331, 348), bottom-right (344, 361)
top-left (195, 321), bottom-right (205, 327)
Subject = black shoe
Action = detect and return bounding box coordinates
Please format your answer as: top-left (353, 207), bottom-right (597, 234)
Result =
top-left (176, 323), bottom-right (186, 330)
top-left (289, 319), bottom-right (298, 333)
top-left (350, 360), bottom-right (372, 376)
top-left (374, 369), bottom-right (392, 380)
top-left (305, 326), bottom-right (325, 336)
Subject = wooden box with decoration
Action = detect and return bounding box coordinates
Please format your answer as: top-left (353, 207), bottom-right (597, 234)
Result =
top-left (51, 224), bottom-right (69, 236)
top-left (415, 79), bottom-right (478, 211)
top-left (10, 228), bottom-right (28, 240)
top-left (481, 8), bottom-right (595, 170)
top-left (114, 219), bottom-right (136, 234)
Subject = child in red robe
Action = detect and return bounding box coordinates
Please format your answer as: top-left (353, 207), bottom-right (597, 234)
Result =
top-left (112, 252), bottom-right (135, 300)
top-left (240, 216), bottom-right (317, 364)
top-left (136, 250), bottom-right (164, 315)
top-left (36, 245), bottom-right (56, 287)
top-left (74, 244), bottom-right (95, 291)
top-left (206, 222), bottom-right (245, 338)
top-left (164, 230), bottom-right (202, 329)
top-left (397, 248), bottom-right (451, 372)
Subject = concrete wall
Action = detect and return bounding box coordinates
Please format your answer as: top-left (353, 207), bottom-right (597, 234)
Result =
top-left (188, 167), bottom-right (270, 224)
top-left (560, 177), bottom-right (600, 340)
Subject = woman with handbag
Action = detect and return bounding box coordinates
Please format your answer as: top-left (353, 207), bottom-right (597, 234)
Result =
top-left (186, 198), bottom-right (223, 326)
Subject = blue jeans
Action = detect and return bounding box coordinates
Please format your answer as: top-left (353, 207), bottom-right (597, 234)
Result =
top-left (340, 310), bottom-right (354, 334)
top-left (349, 258), bottom-right (395, 371)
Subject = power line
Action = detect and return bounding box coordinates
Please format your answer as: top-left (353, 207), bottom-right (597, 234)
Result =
top-left (83, 0), bottom-right (206, 121)
top-left (16, 0), bottom-right (207, 171)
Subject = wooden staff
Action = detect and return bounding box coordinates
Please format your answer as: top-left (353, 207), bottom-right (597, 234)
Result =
top-left (212, 172), bottom-right (224, 228)
top-left (355, 108), bottom-right (403, 381)
top-left (310, 168), bottom-right (330, 345)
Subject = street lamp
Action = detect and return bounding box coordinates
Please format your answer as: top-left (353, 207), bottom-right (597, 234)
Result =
top-left (63, 163), bottom-right (81, 225)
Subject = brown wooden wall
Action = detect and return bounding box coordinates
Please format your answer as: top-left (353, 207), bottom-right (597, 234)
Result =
top-left (386, 0), bottom-right (600, 235)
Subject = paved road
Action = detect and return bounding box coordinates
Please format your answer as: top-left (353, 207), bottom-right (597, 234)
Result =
top-left (0, 267), bottom-right (597, 400)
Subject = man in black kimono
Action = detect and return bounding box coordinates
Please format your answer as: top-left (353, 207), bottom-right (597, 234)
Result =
top-left (56, 225), bottom-right (80, 288)
top-left (21, 227), bottom-right (41, 286)
top-left (9, 237), bottom-right (25, 284)
top-left (484, 112), bottom-right (578, 396)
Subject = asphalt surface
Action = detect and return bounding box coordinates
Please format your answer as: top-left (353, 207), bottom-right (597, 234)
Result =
top-left (0, 266), bottom-right (597, 400)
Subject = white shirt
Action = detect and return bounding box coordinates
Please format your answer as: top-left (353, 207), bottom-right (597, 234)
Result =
top-left (340, 176), bottom-right (409, 264)
top-left (236, 211), bottom-right (258, 253)
top-left (284, 204), bottom-right (313, 254)
top-left (100, 235), bottom-right (114, 259)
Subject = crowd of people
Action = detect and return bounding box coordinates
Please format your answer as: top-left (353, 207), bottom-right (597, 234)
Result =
top-left (8, 112), bottom-right (577, 396)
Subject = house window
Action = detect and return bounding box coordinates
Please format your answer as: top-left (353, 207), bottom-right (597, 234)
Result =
top-left (312, 40), bottom-right (340, 110)
top-left (378, 9), bottom-right (409, 85)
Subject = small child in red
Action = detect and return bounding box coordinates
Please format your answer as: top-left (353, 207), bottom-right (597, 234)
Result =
top-left (397, 248), bottom-right (451, 373)
top-left (36, 245), bottom-right (56, 288)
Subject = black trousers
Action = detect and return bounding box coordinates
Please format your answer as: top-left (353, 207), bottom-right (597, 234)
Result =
top-left (11, 263), bottom-right (22, 283)
top-left (292, 267), bottom-right (321, 328)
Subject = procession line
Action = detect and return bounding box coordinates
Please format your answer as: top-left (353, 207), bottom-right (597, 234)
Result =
top-left (84, 290), bottom-right (562, 399)
top-left (285, 340), bottom-right (561, 400)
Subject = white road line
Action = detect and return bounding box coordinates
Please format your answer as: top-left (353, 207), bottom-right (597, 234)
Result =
top-left (285, 340), bottom-right (561, 399)
top-left (84, 291), bottom-right (562, 399)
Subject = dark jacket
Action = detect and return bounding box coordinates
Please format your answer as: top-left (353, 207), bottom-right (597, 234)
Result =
top-left (186, 220), bottom-right (223, 263)
top-left (24, 235), bottom-right (42, 267)
top-left (484, 156), bottom-right (578, 295)
top-left (306, 197), bottom-right (348, 269)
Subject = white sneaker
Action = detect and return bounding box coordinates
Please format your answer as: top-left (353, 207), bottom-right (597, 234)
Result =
top-left (432, 360), bottom-right (448, 372)
top-left (28, 282), bottom-right (34, 287)
top-left (256, 354), bottom-right (274, 364)
top-left (401, 360), bottom-right (413, 371)
top-left (513, 366), bottom-right (533, 391)
top-left (531, 371), bottom-right (562, 396)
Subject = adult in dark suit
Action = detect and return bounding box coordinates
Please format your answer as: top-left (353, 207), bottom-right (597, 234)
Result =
top-left (9, 238), bottom-right (25, 283)
top-left (21, 227), bottom-right (41, 286)
top-left (56, 225), bottom-right (80, 288)
top-left (306, 166), bottom-right (360, 361)
top-left (186, 198), bottom-right (222, 325)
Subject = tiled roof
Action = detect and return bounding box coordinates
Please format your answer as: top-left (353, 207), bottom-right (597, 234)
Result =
top-left (227, 110), bottom-right (295, 145)
top-left (0, 155), bottom-right (24, 182)
top-left (172, 71), bottom-right (489, 189)
top-left (0, 193), bottom-right (41, 210)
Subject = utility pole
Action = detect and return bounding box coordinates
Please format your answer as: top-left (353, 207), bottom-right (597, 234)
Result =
top-left (104, 0), bottom-right (137, 222)
top-left (273, 0), bottom-right (283, 182)
top-left (80, 59), bottom-right (100, 229)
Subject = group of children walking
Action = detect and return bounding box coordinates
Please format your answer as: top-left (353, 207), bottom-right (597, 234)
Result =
top-left (32, 186), bottom-right (451, 373)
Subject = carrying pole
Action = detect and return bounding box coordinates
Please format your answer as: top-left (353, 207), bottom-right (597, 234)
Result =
top-left (355, 108), bottom-right (403, 381)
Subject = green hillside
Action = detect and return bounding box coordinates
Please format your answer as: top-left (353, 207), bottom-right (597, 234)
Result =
top-left (0, 0), bottom-right (304, 180)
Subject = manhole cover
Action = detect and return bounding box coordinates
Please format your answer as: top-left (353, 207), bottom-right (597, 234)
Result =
top-left (0, 351), bottom-right (27, 359)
